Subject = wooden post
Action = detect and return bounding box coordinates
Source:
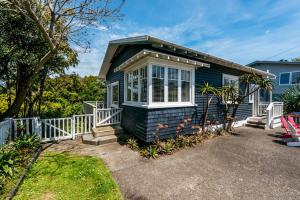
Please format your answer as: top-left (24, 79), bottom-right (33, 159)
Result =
top-left (93, 107), bottom-right (96, 128)
top-left (71, 115), bottom-right (76, 140)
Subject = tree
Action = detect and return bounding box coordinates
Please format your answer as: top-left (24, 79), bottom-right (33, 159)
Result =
top-left (199, 82), bottom-right (217, 132)
top-left (217, 72), bottom-right (273, 132)
top-left (291, 57), bottom-right (300, 62)
top-left (0, 0), bottom-right (123, 119)
top-left (0, 9), bottom-right (77, 119)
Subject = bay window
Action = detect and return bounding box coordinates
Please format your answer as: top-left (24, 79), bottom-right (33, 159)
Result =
top-left (125, 63), bottom-right (194, 107)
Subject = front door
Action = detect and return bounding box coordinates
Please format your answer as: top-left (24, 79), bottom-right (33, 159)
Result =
top-left (107, 81), bottom-right (119, 108)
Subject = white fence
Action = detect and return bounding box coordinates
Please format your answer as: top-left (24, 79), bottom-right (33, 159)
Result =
top-left (258, 103), bottom-right (269, 116)
top-left (266, 102), bottom-right (284, 129)
top-left (0, 119), bottom-right (12, 145)
top-left (0, 114), bottom-right (96, 145)
top-left (96, 108), bottom-right (122, 126)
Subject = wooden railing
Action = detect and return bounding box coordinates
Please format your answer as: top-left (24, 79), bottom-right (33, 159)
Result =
top-left (83, 101), bottom-right (104, 114)
top-left (96, 108), bottom-right (122, 126)
top-left (266, 102), bottom-right (284, 129)
top-left (258, 103), bottom-right (269, 116)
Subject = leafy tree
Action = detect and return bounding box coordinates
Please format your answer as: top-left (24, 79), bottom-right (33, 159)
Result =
top-left (215, 72), bottom-right (273, 132)
top-left (0, 0), bottom-right (123, 119)
top-left (199, 82), bottom-right (217, 132)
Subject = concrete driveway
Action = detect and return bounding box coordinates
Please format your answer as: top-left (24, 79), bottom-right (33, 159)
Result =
top-left (46, 127), bottom-right (300, 200)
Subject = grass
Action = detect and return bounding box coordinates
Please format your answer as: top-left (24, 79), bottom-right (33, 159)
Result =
top-left (14, 152), bottom-right (122, 200)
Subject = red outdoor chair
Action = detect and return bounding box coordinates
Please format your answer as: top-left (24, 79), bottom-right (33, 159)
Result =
top-left (287, 115), bottom-right (300, 128)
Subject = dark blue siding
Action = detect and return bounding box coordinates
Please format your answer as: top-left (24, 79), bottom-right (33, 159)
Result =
top-left (106, 45), bottom-right (252, 142)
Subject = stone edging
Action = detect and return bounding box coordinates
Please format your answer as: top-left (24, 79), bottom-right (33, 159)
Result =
top-left (6, 147), bottom-right (42, 200)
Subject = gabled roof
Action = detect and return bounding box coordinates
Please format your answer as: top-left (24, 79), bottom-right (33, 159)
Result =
top-left (99, 35), bottom-right (275, 79)
top-left (248, 60), bottom-right (300, 66)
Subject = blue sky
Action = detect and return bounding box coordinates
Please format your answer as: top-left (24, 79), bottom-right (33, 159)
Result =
top-left (69, 0), bottom-right (300, 76)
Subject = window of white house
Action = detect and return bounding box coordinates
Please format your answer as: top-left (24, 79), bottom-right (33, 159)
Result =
top-left (181, 70), bottom-right (191, 102)
top-left (223, 74), bottom-right (239, 103)
top-left (152, 65), bottom-right (165, 102)
top-left (132, 70), bottom-right (139, 101)
top-left (140, 66), bottom-right (148, 102)
top-left (248, 84), bottom-right (255, 103)
top-left (168, 68), bottom-right (178, 102)
top-left (111, 82), bottom-right (119, 107)
top-left (279, 73), bottom-right (290, 85)
top-left (126, 73), bottom-right (132, 101)
top-left (291, 71), bottom-right (300, 85)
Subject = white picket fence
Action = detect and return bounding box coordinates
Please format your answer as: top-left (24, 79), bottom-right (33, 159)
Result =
top-left (0, 114), bottom-right (95, 145)
top-left (0, 101), bottom-right (123, 145)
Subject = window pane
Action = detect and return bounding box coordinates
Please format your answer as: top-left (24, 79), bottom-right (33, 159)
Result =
top-left (280, 73), bottom-right (290, 85)
top-left (291, 72), bottom-right (300, 84)
top-left (126, 73), bottom-right (132, 101)
top-left (181, 70), bottom-right (190, 102)
top-left (132, 70), bottom-right (139, 101)
top-left (152, 65), bottom-right (164, 102)
top-left (112, 84), bottom-right (118, 105)
top-left (168, 68), bottom-right (178, 102)
top-left (140, 66), bottom-right (148, 102)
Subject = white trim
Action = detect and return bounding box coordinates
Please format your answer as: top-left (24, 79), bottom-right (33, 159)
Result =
top-left (123, 59), bottom-right (195, 108)
top-left (109, 81), bottom-right (119, 108)
top-left (279, 72), bottom-right (291, 85)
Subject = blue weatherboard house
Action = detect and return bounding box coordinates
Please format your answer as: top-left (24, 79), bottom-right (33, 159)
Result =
top-left (97, 35), bottom-right (275, 142)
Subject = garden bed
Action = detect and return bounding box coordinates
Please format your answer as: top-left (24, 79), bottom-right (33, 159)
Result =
top-left (0, 134), bottom-right (41, 199)
top-left (121, 128), bottom-right (225, 158)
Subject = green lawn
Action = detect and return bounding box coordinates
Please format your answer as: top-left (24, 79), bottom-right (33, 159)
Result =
top-left (15, 152), bottom-right (122, 200)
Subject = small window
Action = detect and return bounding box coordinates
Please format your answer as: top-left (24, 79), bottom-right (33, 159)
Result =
top-left (223, 74), bottom-right (239, 103)
top-left (140, 66), bottom-right (148, 102)
top-left (126, 73), bottom-right (132, 101)
top-left (132, 70), bottom-right (139, 101)
top-left (280, 73), bottom-right (290, 85)
top-left (152, 65), bottom-right (165, 102)
top-left (111, 83), bottom-right (119, 107)
top-left (181, 70), bottom-right (191, 102)
top-left (291, 72), bottom-right (300, 85)
top-left (168, 68), bottom-right (178, 102)
top-left (248, 84), bottom-right (255, 103)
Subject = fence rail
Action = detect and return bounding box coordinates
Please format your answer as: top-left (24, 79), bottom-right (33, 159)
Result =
top-left (0, 119), bottom-right (12, 145)
top-left (0, 113), bottom-right (97, 145)
top-left (96, 108), bottom-right (122, 126)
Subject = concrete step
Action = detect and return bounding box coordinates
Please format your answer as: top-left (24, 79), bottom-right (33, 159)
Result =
top-left (82, 134), bottom-right (117, 145)
top-left (245, 123), bottom-right (265, 129)
top-left (247, 120), bottom-right (266, 126)
top-left (247, 117), bottom-right (266, 124)
top-left (92, 125), bottom-right (123, 137)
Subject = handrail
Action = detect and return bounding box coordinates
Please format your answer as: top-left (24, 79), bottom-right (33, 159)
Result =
top-left (266, 102), bottom-right (284, 129)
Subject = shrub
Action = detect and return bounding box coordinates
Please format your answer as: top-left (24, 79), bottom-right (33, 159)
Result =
top-left (14, 134), bottom-right (41, 151)
top-left (163, 140), bottom-right (174, 154)
top-left (127, 138), bottom-right (139, 150)
top-left (0, 146), bottom-right (16, 178)
top-left (281, 86), bottom-right (300, 113)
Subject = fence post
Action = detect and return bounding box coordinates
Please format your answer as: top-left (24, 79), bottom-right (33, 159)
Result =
top-left (93, 107), bottom-right (96, 128)
top-left (34, 117), bottom-right (42, 139)
top-left (4, 118), bottom-right (13, 140)
top-left (71, 115), bottom-right (76, 140)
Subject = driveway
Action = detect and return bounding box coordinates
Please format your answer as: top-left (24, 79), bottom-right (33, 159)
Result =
top-left (46, 127), bottom-right (300, 200)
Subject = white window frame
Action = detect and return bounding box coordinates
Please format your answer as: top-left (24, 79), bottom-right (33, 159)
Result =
top-left (248, 84), bottom-right (255, 103)
top-left (123, 59), bottom-right (195, 108)
top-left (110, 81), bottom-right (119, 108)
top-left (222, 73), bottom-right (239, 104)
top-left (279, 72), bottom-right (291, 85)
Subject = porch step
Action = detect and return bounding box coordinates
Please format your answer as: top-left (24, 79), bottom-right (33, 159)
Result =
top-left (82, 134), bottom-right (118, 145)
top-left (82, 125), bottom-right (123, 145)
top-left (245, 117), bottom-right (266, 129)
top-left (92, 125), bottom-right (123, 137)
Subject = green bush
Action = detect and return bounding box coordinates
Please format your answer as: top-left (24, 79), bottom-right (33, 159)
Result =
top-left (127, 138), bottom-right (139, 150)
top-left (0, 145), bottom-right (16, 178)
top-left (14, 134), bottom-right (41, 151)
top-left (281, 86), bottom-right (300, 113)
